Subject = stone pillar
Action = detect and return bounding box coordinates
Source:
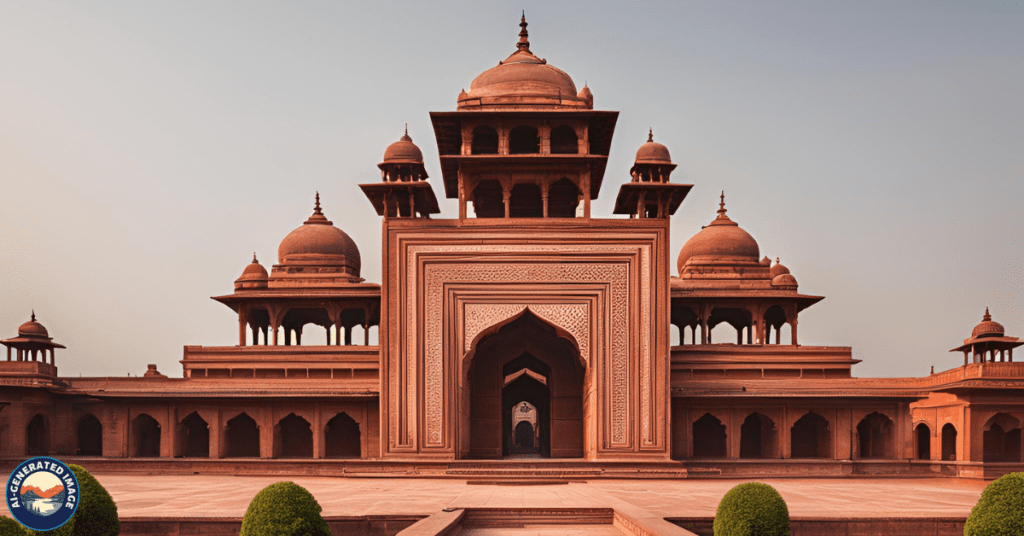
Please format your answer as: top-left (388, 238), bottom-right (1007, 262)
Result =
top-left (210, 410), bottom-right (222, 459)
top-left (791, 319), bottom-right (799, 346)
top-left (260, 410), bottom-right (274, 459)
top-left (313, 405), bottom-right (323, 459)
top-left (238, 308), bottom-right (248, 346)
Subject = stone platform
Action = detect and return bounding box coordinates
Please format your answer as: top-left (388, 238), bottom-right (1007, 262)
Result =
top-left (1, 472), bottom-right (987, 535)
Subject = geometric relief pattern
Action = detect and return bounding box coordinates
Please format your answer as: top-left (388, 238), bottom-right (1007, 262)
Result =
top-left (463, 303), bottom-right (590, 365)
top-left (409, 245), bottom-right (647, 450)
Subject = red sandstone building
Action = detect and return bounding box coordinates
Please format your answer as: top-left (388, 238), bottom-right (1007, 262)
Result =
top-left (2, 18), bottom-right (1022, 479)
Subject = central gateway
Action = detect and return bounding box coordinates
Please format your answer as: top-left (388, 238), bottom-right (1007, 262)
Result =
top-left (369, 17), bottom-right (688, 461)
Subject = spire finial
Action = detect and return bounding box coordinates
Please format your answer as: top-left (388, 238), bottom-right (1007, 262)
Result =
top-left (984, 307), bottom-right (992, 321)
top-left (775, 257), bottom-right (780, 264)
top-left (517, 12), bottom-right (530, 53)
top-left (401, 123), bottom-right (412, 142)
top-left (252, 252), bottom-right (258, 263)
top-left (648, 128), bottom-right (653, 143)
top-left (314, 191), bottom-right (322, 214)
top-left (31, 310), bottom-right (35, 322)
top-left (718, 191), bottom-right (727, 215)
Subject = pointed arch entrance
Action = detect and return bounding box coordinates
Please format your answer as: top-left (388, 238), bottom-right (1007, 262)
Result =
top-left (462, 309), bottom-right (585, 459)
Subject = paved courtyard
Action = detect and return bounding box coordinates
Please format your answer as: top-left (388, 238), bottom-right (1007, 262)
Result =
top-left (3, 474), bottom-right (983, 520)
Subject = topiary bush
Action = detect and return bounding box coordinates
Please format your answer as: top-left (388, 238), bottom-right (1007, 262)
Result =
top-left (239, 481), bottom-right (330, 536)
top-left (713, 482), bottom-right (789, 536)
top-left (0, 516), bottom-right (30, 536)
top-left (964, 472), bottom-right (1024, 536)
top-left (30, 464), bottom-right (119, 536)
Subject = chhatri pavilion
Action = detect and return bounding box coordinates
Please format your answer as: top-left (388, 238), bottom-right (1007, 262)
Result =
top-left (2, 16), bottom-right (1023, 481)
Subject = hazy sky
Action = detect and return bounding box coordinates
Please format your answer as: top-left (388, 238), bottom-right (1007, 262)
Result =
top-left (0, 1), bottom-right (1020, 379)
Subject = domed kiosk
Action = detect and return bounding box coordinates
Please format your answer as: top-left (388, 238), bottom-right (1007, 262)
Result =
top-left (951, 308), bottom-right (1023, 365)
top-left (1, 311), bottom-right (65, 375)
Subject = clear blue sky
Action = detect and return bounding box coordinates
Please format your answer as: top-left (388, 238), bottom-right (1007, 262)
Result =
top-left (0, 1), bottom-right (1020, 378)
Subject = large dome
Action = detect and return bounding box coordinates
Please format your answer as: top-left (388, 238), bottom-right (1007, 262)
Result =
top-left (277, 194), bottom-right (361, 276)
top-left (382, 129), bottom-right (424, 164)
top-left (677, 195), bottom-right (760, 274)
top-left (18, 312), bottom-right (48, 339)
top-left (972, 308), bottom-right (1005, 338)
top-left (634, 130), bottom-right (672, 165)
top-left (459, 16), bottom-right (591, 109)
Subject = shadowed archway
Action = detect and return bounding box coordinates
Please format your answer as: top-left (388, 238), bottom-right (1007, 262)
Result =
top-left (463, 309), bottom-right (584, 459)
top-left (131, 413), bottom-right (161, 457)
top-left (325, 412), bottom-right (361, 459)
top-left (224, 413), bottom-right (260, 457)
top-left (77, 414), bottom-right (103, 456)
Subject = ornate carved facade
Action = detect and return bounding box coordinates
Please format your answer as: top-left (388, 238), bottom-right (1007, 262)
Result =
top-left (2, 17), bottom-right (1023, 480)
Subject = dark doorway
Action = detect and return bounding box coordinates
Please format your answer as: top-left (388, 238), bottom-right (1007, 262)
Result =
top-left (509, 126), bottom-right (539, 154)
top-left (275, 413), bottom-right (313, 458)
top-left (983, 414), bottom-right (1021, 463)
top-left (915, 423), bottom-right (930, 460)
top-left (132, 414), bottom-right (161, 457)
top-left (509, 183), bottom-right (543, 218)
top-left (740, 413), bottom-right (778, 458)
top-left (466, 310), bottom-right (584, 459)
top-left (791, 412), bottom-right (830, 458)
top-left (942, 423), bottom-right (957, 461)
top-left (471, 126), bottom-right (499, 155)
top-left (857, 412), bottom-right (894, 459)
top-left (225, 413), bottom-right (260, 457)
top-left (550, 125), bottom-right (578, 154)
top-left (26, 414), bottom-right (48, 455)
top-left (692, 413), bottom-right (727, 458)
top-left (325, 412), bottom-right (361, 458)
top-left (77, 415), bottom-right (103, 456)
top-left (548, 178), bottom-right (580, 217)
top-left (180, 412), bottom-right (210, 458)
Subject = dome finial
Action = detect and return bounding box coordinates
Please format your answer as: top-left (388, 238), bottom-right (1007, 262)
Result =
top-left (401, 123), bottom-right (412, 142)
top-left (517, 12), bottom-right (530, 53)
top-left (718, 191), bottom-right (727, 216)
top-left (648, 128), bottom-right (653, 143)
top-left (984, 307), bottom-right (992, 321)
top-left (31, 310), bottom-right (35, 322)
top-left (314, 191), bottom-right (322, 215)
top-left (252, 252), bottom-right (258, 263)
top-left (775, 257), bottom-right (780, 264)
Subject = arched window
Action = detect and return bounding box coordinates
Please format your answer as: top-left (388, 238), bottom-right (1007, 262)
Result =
top-left (740, 413), bottom-right (778, 458)
top-left (509, 183), bottom-right (543, 218)
top-left (132, 414), bottom-right (161, 457)
top-left (983, 413), bottom-right (1021, 463)
top-left (275, 413), bottom-right (313, 458)
top-left (471, 126), bottom-right (499, 154)
top-left (225, 413), bottom-right (260, 457)
top-left (550, 125), bottom-right (578, 154)
top-left (915, 423), bottom-right (930, 460)
top-left (26, 415), bottom-right (49, 455)
top-left (509, 126), bottom-right (539, 154)
top-left (692, 413), bottom-right (727, 458)
top-left (791, 412), bottom-right (830, 458)
top-left (857, 412), bottom-right (894, 459)
top-left (179, 412), bottom-right (210, 458)
top-left (77, 415), bottom-right (103, 456)
top-left (325, 413), bottom-right (361, 459)
top-left (941, 423), bottom-right (957, 461)
top-left (472, 179), bottom-right (505, 218)
top-left (547, 177), bottom-right (579, 218)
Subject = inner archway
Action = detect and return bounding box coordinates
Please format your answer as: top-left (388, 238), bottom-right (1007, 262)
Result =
top-left (77, 415), bottom-right (103, 456)
top-left (464, 309), bottom-right (584, 459)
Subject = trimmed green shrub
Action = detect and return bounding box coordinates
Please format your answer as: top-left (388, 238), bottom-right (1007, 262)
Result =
top-left (965, 472), bottom-right (1024, 536)
top-left (240, 481), bottom-right (330, 536)
top-left (713, 482), bottom-right (789, 536)
top-left (0, 516), bottom-right (30, 536)
top-left (30, 464), bottom-right (120, 536)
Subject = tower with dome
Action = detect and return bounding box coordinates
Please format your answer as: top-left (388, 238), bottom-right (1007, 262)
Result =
top-left (1, 16), bottom-right (1023, 481)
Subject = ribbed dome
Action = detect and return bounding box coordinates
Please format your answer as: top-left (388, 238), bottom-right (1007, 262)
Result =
top-left (770, 258), bottom-right (791, 278)
top-left (382, 130), bottom-right (423, 164)
top-left (18, 312), bottom-right (48, 339)
top-left (459, 16), bottom-right (589, 109)
top-left (972, 308), bottom-right (1005, 338)
top-left (677, 195), bottom-right (760, 274)
top-left (235, 254), bottom-right (269, 290)
top-left (635, 130), bottom-right (672, 165)
top-left (277, 194), bottom-right (361, 276)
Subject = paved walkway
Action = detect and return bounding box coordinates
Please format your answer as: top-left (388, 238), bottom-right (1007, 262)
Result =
top-left (6, 474), bottom-right (982, 520)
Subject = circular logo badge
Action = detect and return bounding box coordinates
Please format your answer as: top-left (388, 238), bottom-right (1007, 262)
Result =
top-left (6, 457), bottom-right (79, 531)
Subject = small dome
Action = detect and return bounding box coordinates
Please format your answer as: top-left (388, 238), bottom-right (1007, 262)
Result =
top-left (578, 85), bottom-right (593, 102)
top-left (17, 312), bottom-right (48, 339)
top-left (771, 273), bottom-right (798, 287)
top-left (460, 16), bottom-right (589, 109)
top-left (677, 194), bottom-right (760, 274)
top-left (972, 308), bottom-right (1005, 338)
top-left (770, 258), bottom-right (791, 278)
top-left (760, 256), bottom-right (772, 266)
top-left (634, 129), bottom-right (672, 165)
top-left (278, 194), bottom-right (361, 276)
top-left (235, 254), bottom-right (269, 290)
top-left (382, 128), bottom-right (423, 164)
